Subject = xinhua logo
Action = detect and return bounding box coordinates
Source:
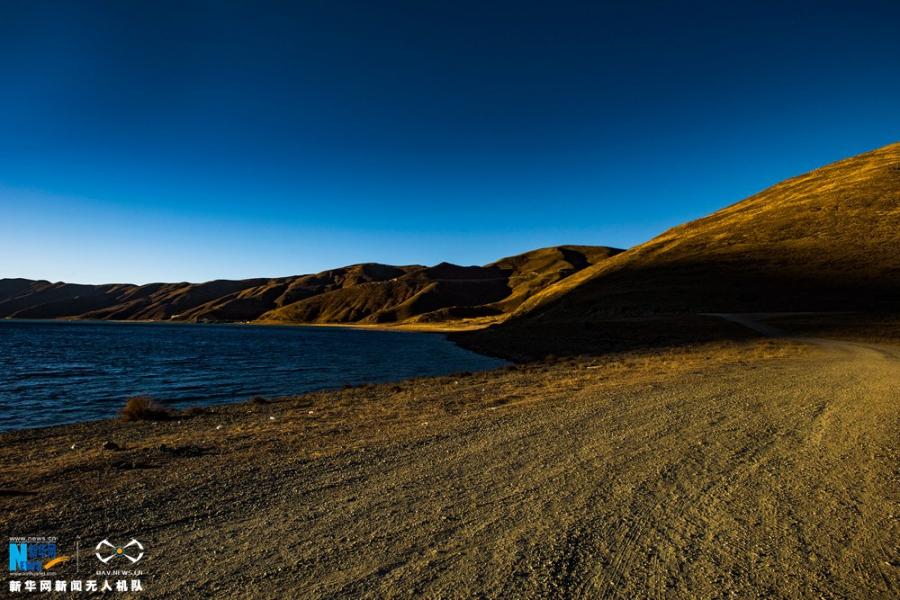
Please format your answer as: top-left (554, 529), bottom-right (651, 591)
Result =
top-left (95, 539), bottom-right (144, 564)
top-left (8, 537), bottom-right (68, 572)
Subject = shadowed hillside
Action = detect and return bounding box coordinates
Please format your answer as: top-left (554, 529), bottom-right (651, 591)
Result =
top-left (6, 143), bottom-right (896, 343)
top-left (526, 142), bottom-right (900, 317)
top-left (259, 246), bottom-right (621, 325)
top-left (457, 142), bottom-right (900, 358)
top-left (0, 246), bottom-right (621, 327)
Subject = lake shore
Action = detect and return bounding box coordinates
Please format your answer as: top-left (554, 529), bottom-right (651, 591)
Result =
top-left (0, 319), bottom-right (506, 431)
top-left (3, 315), bottom-right (493, 334)
top-left (2, 336), bottom-right (897, 598)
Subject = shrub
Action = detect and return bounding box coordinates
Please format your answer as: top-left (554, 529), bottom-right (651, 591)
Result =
top-left (121, 396), bottom-right (171, 422)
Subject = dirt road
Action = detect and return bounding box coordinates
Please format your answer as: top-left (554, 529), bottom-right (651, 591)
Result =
top-left (2, 337), bottom-right (898, 598)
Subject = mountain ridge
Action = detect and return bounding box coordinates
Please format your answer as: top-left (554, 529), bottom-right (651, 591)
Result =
top-left (510, 141), bottom-right (900, 321)
top-left (449, 142), bottom-right (900, 359)
top-left (0, 246), bottom-right (622, 328)
top-left (4, 142), bottom-right (898, 338)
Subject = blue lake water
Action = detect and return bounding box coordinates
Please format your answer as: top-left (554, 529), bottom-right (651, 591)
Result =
top-left (0, 320), bottom-right (506, 431)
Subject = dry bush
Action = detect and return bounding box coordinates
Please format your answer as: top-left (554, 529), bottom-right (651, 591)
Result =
top-left (121, 396), bottom-right (172, 422)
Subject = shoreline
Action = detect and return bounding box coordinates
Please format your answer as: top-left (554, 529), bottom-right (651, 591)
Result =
top-left (0, 336), bottom-right (799, 456)
top-left (6, 337), bottom-right (897, 598)
top-left (0, 318), bottom-right (510, 434)
top-left (2, 315), bottom-right (495, 333)
top-left (5, 313), bottom-right (899, 435)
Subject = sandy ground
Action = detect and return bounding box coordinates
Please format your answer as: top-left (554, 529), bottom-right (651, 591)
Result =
top-left (1, 335), bottom-right (898, 598)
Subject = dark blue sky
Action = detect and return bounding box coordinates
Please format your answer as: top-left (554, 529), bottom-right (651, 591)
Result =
top-left (2, 1), bottom-right (899, 283)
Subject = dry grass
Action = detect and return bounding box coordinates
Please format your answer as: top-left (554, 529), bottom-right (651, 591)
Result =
top-left (120, 396), bottom-right (172, 422)
top-left (511, 141), bottom-right (900, 319)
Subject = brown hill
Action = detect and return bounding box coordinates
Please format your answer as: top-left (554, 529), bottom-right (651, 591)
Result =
top-left (258, 246), bottom-right (621, 325)
top-left (514, 141), bottom-right (900, 321)
top-left (453, 142), bottom-right (900, 359)
top-left (0, 246), bottom-right (621, 327)
top-left (10, 142), bottom-right (895, 341)
top-left (0, 264), bottom-right (415, 322)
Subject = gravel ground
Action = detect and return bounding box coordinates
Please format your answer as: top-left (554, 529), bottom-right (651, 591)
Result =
top-left (1, 337), bottom-right (897, 598)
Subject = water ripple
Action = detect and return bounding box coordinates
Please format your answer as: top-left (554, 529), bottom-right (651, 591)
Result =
top-left (0, 320), bottom-right (506, 431)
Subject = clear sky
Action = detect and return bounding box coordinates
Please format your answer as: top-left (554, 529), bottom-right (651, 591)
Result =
top-left (1, 1), bottom-right (899, 284)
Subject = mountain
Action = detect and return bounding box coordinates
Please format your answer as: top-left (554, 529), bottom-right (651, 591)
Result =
top-left (452, 142), bottom-right (900, 358)
top-left (0, 246), bottom-right (622, 327)
top-left (512, 142), bottom-right (900, 321)
top-left (7, 143), bottom-right (896, 340)
top-left (259, 246), bottom-right (620, 325)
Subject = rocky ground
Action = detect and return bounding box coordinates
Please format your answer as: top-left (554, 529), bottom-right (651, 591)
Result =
top-left (1, 335), bottom-right (898, 598)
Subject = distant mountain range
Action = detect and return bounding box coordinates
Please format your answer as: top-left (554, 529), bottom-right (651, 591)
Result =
top-left (0, 246), bottom-right (622, 327)
top-left (3, 142), bottom-right (898, 333)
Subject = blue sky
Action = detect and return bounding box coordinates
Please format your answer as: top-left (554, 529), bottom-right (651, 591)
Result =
top-left (1, 1), bottom-right (899, 284)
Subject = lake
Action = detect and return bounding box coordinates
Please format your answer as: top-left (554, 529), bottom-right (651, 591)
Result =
top-left (0, 320), bottom-right (506, 431)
